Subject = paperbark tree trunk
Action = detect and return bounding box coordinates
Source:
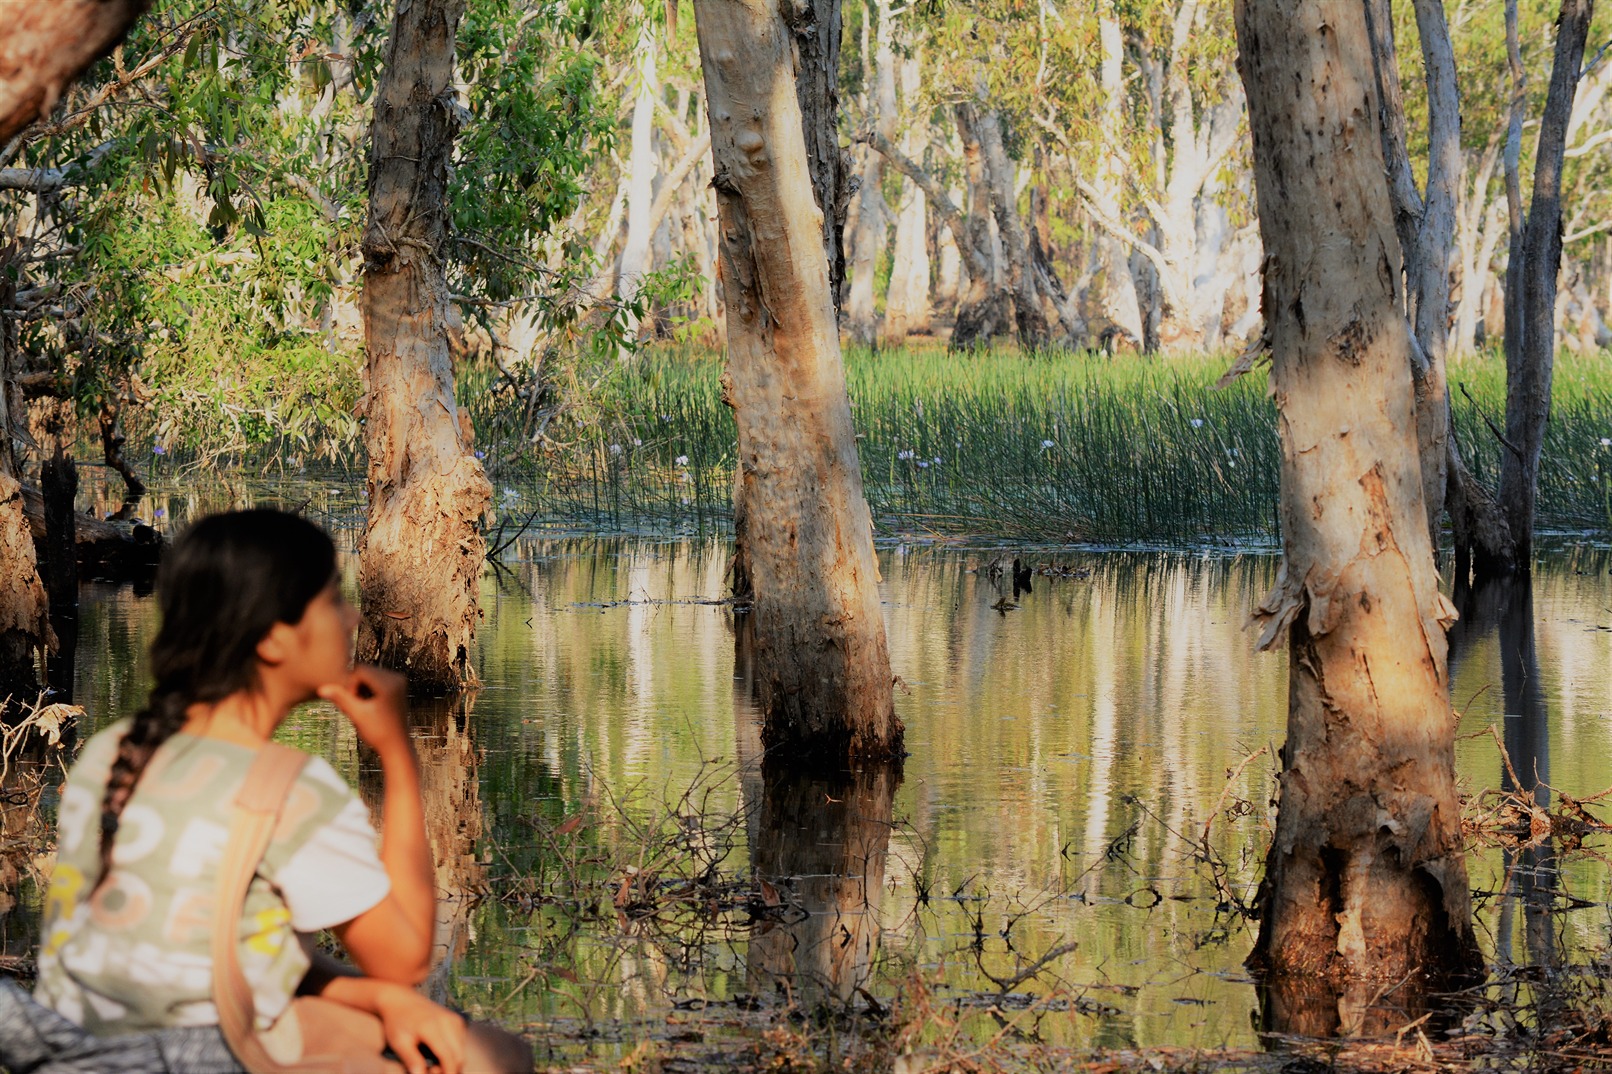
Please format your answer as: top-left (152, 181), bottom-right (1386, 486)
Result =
top-left (950, 106), bottom-right (1014, 348)
top-left (0, 282), bottom-right (50, 706)
top-left (616, 8), bottom-right (660, 340)
top-left (1091, 4), bottom-right (1145, 347)
top-left (882, 56), bottom-right (931, 345)
top-left (1499, 0), bottom-right (1593, 568)
top-left (785, 0), bottom-right (852, 309)
top-left (844, 0), bottom-right (894, 346)
top-left (1235, 0), bottom-right (1478, 1017)
top-left (357, 0), bottom-right (493, 693)
top-left (0, 0), bottom-right (147, 142)
top-left (693, 0), bottom-right (902, 762)
top-left (971, 101), bottom-right (1050, 350)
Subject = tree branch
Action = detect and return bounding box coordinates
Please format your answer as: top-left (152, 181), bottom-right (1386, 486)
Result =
top-left (644, 130), bottom-right (711, 244)
top-left (1073, 177), bottom-right (1173, 289)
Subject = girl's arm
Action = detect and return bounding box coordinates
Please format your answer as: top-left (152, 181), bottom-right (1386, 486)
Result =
top-left (308, 972), bottom-right (467, 1074)
top-left (318, 666), bottom-right (437, 984)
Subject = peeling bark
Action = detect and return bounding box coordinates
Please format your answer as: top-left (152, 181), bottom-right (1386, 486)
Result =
top-left (0, 0), bottom-right (147, 142)
top-left (1236, 0), bottom-right (1479, 1008)
top-left (0, 277), bottom-right (49, 706)
top-left (693, 0), bottom-right (901, 761)
top-left (358, 0), bottom-right (493, 693)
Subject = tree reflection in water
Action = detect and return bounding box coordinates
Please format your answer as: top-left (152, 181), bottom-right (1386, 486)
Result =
top-left (734, 612), bottom-right (901, 1010)
top-left (358, 692), bottom-right (487, 1006)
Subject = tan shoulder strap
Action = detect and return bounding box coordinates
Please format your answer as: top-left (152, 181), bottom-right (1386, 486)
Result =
top-left (212, 742), bottom-right (397, 1074)
top-left (211, 743), bottom-right (309, 1074)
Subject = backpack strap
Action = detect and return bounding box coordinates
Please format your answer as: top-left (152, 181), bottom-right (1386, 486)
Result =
top-left (210, 742), bottom-right (308, 1074)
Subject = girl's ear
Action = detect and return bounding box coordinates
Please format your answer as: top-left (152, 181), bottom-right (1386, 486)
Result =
top-left (256, 622), bottom-right (294, 668)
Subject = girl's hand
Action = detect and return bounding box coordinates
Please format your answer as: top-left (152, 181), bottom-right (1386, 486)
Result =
top-left (318, 665), bottom-right (410, 756)
top-left (373, 985), bottom-right (467, 1074)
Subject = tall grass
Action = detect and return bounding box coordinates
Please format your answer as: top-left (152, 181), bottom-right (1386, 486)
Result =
top-left (472, 344), bottom-right (1612, 545)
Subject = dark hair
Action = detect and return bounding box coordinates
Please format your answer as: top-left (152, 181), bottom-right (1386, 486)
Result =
top-left (95, 509), bottom-right (337, 887)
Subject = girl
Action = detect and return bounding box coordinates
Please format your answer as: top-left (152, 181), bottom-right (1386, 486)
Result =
top-left (34, 509), bottom-right (530, 1074)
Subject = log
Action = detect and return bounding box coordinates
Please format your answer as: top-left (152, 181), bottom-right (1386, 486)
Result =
top-left (20, 485), bottom-right (161, 582)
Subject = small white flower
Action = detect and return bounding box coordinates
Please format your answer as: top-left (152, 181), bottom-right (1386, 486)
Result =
top-left (632, 438), bottom-right (641, 447)
top-left (501, 487), bottom-right (519, 500)
top-left (1191, 418), bottom-right (1204, 429)
top-left (932, 456), bottom-right (942, 464)
top-left (675, 455), bottom-right (689, 467)
top-left (918, 460), bottom-right (930, 469)
top-left (1041, 439), bottom-right (1055, 449)
top-left (1601, 437), bottom-right (1611, 447)
top-left (897, 449), bottom-right (915, 461)
top-left (609, 443), bottom-right (622, 456)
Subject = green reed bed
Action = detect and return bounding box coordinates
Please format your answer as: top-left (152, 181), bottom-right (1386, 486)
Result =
top-left (482, 345), bottom-right (1612, 544)
top-left (1448, 349), bottom-right (1612, 531)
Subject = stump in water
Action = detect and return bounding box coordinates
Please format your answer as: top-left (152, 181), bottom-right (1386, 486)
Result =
top-left (19, 486), bottom-right (161, 586)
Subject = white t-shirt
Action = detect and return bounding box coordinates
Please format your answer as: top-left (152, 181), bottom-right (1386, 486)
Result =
top-left (36, 722), bottom-right (392, 1034)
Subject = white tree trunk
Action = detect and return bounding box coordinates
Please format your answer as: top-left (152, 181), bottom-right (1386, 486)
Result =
top-left (617, 11), bottom-right (660, 340)
top-left (880, 54), bottom-right (930, 343)
top-left (1236, 0), bottom-right (1477, 1025)
top-left (844, 0), bottom-right (895, 345)
top-left (1092, 5), bottom-right (1144, 346)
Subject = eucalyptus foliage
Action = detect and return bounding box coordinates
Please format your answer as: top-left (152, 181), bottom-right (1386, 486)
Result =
top-left (4, 0), bottom-right (630, 469)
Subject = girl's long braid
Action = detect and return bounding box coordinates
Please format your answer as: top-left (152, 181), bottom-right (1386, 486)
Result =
top-left (93, 686), bottom-right (189, 891)
top-left (85, 508), bottom-right (336, 891)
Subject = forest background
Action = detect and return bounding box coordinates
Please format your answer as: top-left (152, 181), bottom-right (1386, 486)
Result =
top-left (5, 0), bottom-right (1612, 549)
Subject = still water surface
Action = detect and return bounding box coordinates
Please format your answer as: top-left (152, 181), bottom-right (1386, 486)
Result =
top-left (47, 491), bottom-right (1612, 1057)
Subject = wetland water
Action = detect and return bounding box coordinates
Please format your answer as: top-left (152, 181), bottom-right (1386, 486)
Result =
top-left (27, 493), bottom-right (1612, 1058)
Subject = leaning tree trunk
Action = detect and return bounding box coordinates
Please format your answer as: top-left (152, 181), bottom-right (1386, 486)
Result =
top-left (950, 106), bottom-right (1014, 348)
top-left (1499, 0), bottom-right (1593, 569)
top-left (1235, 0), bottom-right (1479, 1023)
top-left (784, 0), bottom-right (852, 310)
top-left (357, 0), bottom-right (493, 693)
top-left (1364, 0), bottom-right (1515, 577)
top-left (693, 0), bottom-right (902, 761)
